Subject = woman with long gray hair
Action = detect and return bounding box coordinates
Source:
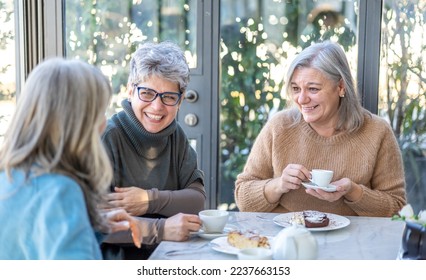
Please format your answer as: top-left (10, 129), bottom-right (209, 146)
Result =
top-left (235, 41), bottom-right (406, 217)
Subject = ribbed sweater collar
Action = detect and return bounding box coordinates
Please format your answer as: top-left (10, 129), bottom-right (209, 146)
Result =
top-left (113, 99), bottom-right (177, 157)
top-left (298, 117), bottom-right (353, 145)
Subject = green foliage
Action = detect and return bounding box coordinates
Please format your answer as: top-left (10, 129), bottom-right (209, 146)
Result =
top-left (0, 0), bottom-right (14, 100)
top-left (380, 1), bottom-right (426, 213)
top-left (65, 0), bottom-right (195, 101)
top-left (0, 1), bottom-right (12, 50)
top-left (65, 0), bottom-right (136, 94)
top-left (299, 7), bottom-right (356, 50)
top-left (381, 1), bottom-right (426, 161)
top-left (282, 3), bottom-right (301, 47)
top-left (220, 18), bottom-right (286, 180)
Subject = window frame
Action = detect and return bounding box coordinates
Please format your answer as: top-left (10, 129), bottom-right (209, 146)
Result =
top-left (15, 0), bottom-right (63, 97)
top-left (357, 0), bottom-right (382, 114)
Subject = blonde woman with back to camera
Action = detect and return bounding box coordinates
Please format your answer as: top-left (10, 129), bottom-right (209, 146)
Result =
top-left (235, 41), bottom-right (406, 217)
top-left (0, 58), bottom-right (142, 259)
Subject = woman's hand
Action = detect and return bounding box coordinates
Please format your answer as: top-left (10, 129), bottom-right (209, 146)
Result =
top-left (264, 164), bottom-right (311, 203)
top-left (305, 178), bottom-right (362, 202)
top-left (163, 213), bottom-right (202, 241)
top-left (104, 187), bottom-right (149, 216)
top-left (102, 208), bottom-right (142, 248)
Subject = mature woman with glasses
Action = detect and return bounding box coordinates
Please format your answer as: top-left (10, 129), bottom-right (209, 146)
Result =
top-left (101, 41), bottom-right (206, 259)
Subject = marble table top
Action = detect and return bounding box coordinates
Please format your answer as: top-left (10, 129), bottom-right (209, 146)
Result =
top-left (149, 211), bottom-right (406, 260)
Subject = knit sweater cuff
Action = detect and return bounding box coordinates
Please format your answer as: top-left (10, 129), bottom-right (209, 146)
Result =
top-left (344, 184), bottom-right (381, 215)
top-left (237, 179), bottom-right (279, 212)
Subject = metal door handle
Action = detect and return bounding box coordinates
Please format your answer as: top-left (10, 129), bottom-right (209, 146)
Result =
top-left (184, 89), bottom-right (198, 103)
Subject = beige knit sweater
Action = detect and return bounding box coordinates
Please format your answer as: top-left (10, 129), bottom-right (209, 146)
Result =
top-left (235, 109), bottom-right (406, 217)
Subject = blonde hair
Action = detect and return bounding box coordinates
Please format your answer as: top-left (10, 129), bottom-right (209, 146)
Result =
top-left (0, 58), bottom-right (113, 231)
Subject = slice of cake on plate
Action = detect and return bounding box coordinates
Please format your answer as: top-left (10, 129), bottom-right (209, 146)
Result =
top-left (302, 210), bottom-right (330, 228)
top-left (227, 230), bottom-right (270, 249)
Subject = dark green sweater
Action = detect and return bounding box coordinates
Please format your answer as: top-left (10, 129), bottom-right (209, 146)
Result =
top-left (102, 100), bottom-right (205, 244)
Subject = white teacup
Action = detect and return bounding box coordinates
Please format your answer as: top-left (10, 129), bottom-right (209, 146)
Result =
top-left (311, 169), bottom-right (333, 188)
top-left (199, 209), bottom-right (229, 233)
top-left (238, 248), bottom-right (273, 260)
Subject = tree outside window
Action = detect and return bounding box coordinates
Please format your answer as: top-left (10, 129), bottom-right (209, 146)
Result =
top-left (0, 0), bottom-right (15, 145)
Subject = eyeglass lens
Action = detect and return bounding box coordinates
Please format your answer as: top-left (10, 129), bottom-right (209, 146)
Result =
top-left (137, 87), bottom-right (180, 106)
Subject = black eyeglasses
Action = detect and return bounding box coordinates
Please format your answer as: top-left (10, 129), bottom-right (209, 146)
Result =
top-left (133, 85), bottom-right (182, 106)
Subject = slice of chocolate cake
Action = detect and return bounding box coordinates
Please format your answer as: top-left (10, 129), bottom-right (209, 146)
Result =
top-left (303, 210), bottom-right (330, 228)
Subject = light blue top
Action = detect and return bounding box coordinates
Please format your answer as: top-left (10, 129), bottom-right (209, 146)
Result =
top-left (0, 170), bottom-right (102, 260)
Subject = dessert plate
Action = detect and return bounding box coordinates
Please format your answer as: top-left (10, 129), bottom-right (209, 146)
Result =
top-left (302, 182), bottom-right (337, 192)
top-left (210, 236), bottom-right (240, 255)
top-left (193, 224), bottom-right (239, 240)
top-left (273, 212), bottom-right (350, 232)
top-left (210, 235), bottom-right (274, 255)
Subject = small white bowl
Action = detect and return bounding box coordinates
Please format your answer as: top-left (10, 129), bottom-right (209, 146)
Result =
top-left (237, 248), bottom-right (273, 260)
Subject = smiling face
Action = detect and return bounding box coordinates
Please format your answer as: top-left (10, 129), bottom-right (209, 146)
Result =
top-left (128, 75), bottom-right (182, 133)
top-left (290, 67), bottom-right (344, 136)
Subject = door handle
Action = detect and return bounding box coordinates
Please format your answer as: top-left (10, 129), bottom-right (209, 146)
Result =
top-left (184, 89), bottom-right (198, 103)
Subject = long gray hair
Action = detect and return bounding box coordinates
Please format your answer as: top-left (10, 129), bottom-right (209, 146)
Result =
top-left (0, 58), bottom-right (113, 231)
top-left (128, 41), bottom-right (190, 93)
top-left (285, 41), bottom-right (365, 132)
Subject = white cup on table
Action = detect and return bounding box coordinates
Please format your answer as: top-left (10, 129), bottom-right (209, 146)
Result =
top-left (311, 169), bottom-right (334, 188)
top-left (199, 209), bottom-right (229, 233)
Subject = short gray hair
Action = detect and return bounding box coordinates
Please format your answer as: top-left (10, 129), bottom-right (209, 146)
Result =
top-left (285, 41), bottom-right (365, 132)
top-left (128, 41), bottom-right (190, 93)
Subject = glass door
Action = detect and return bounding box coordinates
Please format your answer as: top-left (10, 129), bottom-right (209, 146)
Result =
top-left (218, 0), bottom-right (359, 210)
top-left (379, 0), bottom-right (426, 213)
top-left (64, 0), bottom-right (220, 208)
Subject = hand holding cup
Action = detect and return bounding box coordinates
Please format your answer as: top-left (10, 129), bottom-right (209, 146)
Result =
top-left (199, 209), bottom-right (229, 233)
top-left (311, 169), bottom-right (334, 188)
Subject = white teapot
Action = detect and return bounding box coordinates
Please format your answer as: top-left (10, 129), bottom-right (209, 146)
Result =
top-left (272, 225), bottom-right (318, 260)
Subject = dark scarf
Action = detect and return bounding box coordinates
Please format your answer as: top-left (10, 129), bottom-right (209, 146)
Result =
top-left (113, 99), bottom-right (177, 159)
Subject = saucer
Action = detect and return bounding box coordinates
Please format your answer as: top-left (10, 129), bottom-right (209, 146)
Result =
top-left (194, 224), bottom-right (239, 240)
top-left (302, 182), bottom-right (337, 192)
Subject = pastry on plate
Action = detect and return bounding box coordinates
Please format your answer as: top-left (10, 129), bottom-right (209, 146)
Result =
top-left (227, 230), bottom-right (270, 249)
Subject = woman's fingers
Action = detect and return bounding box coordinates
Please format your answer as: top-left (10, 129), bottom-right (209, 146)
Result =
top-left (129, 219), bottom-right (142, 248)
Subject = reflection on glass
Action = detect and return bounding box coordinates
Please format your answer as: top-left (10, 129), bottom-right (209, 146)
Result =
top-left (219, 0), bottom-right (358, 210)
top-left (189, 139), bottom-right (197, 152)
top-left (64, 0), bottom-right (197, 115)
top-left (379, 1), bottom-right (426, 213)
top-left (300, 3), bottom-right (356, 50)
top-left (0, 0), bottom-right (16, 145)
